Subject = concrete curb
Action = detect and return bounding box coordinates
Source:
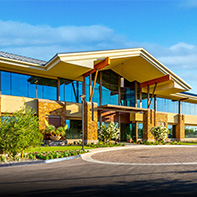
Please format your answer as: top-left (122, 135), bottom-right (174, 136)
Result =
top-left (0, 154), bottom-right (82, 168)
top-left (81, 145), bottom-right (197, 166)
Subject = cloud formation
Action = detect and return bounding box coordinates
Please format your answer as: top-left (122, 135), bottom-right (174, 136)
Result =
top-left (0, 19), bottom-right (197, 92)
top-left (180, 0), bottom-right (197, 7)
top-left (0, 20), bottom-right (130, 60)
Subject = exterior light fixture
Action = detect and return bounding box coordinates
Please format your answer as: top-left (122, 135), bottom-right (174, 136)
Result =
top-left (121, 63), bottom-right (124, 87)
top-left (121, 77), bottom-right (124, 87)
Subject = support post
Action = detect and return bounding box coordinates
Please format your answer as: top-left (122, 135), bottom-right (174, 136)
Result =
top-left (148, 83), bottom-right (157, 108)
top-left (99, 71), bottom-right (102, 106)
top-left (57, 78), bottom-right (60, 101)
top-left (118, 75), bottom-right (121, 105)
top-left (178, 100), bottom-right (181, 115)
top-left (90, 69), bottom-right (99, 102)
top-left (82, 76), bottom-right (86, 96)
top-left (118, 112), bottom-right (121, 141)
top-left (89, 73), bottom-right (92, 99)
top-left (154, 95), bottom-right (157, 126)
top-left (135, 122), bottom-right (138, 142)
top-left (135, 81), bottom-right (138, 108)
top-left (76, 81), bottom-right (79, 103)
top-left (80, 95), bottom-right (86, 150)
top-left (140, 87), bottom-right (142, 108)
top-left (147, 85), bottom-right (149, 108)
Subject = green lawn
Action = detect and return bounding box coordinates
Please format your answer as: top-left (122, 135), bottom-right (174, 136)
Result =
top-left (25, 146), bottom-right (93, 153)
top-left (180, 142), bottom-right (197, 145)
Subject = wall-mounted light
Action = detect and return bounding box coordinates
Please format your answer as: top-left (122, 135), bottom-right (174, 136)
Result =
top-left (121, 63), bottom-right (124, 87)
top-left (120, 77), bottom-right (124, 87)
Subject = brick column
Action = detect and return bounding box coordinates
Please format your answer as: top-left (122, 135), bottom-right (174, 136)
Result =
top-left (176, 114), bottom-right (185, 141)
top-left (84, 102), bottom-right (98, 144)
top-left (143, 109), bottom-right (155, 141)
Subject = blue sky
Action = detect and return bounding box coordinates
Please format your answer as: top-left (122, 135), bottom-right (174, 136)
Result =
top-left (0, 0), bottom-right (197, 92)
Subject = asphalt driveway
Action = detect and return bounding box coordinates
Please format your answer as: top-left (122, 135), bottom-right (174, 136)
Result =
top-left (0, 146), bottom-right (197, 197)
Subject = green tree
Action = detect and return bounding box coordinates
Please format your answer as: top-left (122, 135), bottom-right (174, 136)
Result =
top-left (150, 126), bottom-right (170, 142)
top-left (98, 122), bottom-right (119, 143)
top-left (0, 106), bottom-right (42, 158)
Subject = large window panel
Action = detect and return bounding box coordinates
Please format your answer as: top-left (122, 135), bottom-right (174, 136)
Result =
top-left (12, 73), bottom-right (28, 97)
top-left (1, 71), bottom-right (11, 95)
top-left (185, 125), bottom-right (197, 138)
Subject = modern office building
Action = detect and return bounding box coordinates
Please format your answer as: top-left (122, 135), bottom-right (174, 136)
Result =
top-left (1, 48), bottom-right (197, 143)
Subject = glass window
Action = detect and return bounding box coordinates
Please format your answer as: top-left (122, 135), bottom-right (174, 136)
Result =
top-left (1, 71), bottom-right (58, 101)
top-left (138, 123), bottom-right (143, 139)
top-left (168, 124), bottom-right (176, 138)
top-left (185, 125), bottom-right (197, 138)
top-left (60, 79), bottom-right (82, 103)
top-left (66, 120), bottom-right (82, 139)
top-left (1, 71), bottom-right (11, 95)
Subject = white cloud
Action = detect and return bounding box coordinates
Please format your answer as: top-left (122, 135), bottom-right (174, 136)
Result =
top-left (1, 19), bottom-right (197, 92)
top-left (0, 20), bottom-right (130, 60)
top-left (180, 0), bottom-right (197, 7)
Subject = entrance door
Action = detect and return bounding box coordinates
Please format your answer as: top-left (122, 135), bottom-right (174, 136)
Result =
top-left (120, 123), bottom-right (134, 141)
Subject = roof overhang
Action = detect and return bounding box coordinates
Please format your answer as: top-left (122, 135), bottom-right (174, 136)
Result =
top-left (98, 104), bottom-right (148, 113)
top-left (0, 48), bottom-right (194, 102)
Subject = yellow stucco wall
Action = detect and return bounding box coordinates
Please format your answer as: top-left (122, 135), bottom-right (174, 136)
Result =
top-left (66, 102), bottom-right (82, 118)
top-left (184, 114), bottom-right (197, 125)
top-left (1, 95), bottom-right (37, 113)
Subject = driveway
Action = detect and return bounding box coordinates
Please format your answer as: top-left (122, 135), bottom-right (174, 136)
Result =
top-left (0, 145), bottom-right (197, 196)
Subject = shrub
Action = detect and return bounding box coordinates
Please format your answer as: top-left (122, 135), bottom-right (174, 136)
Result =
top-left (150, 126), bottom-right (170, 142)
top-left (0, 106), bottom-right (43, 159)
top-left (98, 122), bottom-right (119, 143)
top-left (44, 119), bottom-right (67, 139)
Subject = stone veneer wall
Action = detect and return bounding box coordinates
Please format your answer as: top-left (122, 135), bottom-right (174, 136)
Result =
top-left (143, 110), bottom-right (168, 141)
top-left (38, 100), bottom-right (67, 130)
top-left (176, 114), bottom-right (185, 140)
top-left (155, 112), bottom-right (168, 127)
top-left (143, 109), bottom-right (155, 141)
top-left (84, 102), bottom-right (98, 144)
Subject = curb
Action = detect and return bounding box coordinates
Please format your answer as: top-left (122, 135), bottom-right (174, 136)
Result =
top-left (0, 155), bottom-right (82, 168)
top-left (81, 145), bottom-right (197, 166)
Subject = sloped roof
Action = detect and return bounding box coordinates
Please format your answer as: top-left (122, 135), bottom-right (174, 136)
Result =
top-left (0, 51), bottom-right (46, 66)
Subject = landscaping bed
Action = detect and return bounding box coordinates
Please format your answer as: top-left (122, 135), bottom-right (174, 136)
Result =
top-left (0, 149), bottom-right (89, 164)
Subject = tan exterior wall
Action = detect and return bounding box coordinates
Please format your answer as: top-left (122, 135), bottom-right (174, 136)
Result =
top-left (130, 113), bottom-right (143, 122)
top-left (84, 102), bottom-right (98, 144)
top-left (66, 102), bottom-right (82, 118)
top-left (167, 113), bottom-right (178, 124)
top-left (1, 95), bottom-right (37, 113)
top-left (184, 114), bottom-right (197, 125)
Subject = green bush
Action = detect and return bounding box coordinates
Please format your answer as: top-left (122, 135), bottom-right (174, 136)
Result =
top-left (98, 122), bottom-right (119, 143)
top-left (150, 126), bottom-right (170, 142)
top-left (0, 106), bottom-right (43, 159)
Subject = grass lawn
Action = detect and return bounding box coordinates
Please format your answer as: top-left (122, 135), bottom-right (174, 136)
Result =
top-left (180, 142), bottom-right (197, 145)
top-left (25, 146), bottom-right (93, 153)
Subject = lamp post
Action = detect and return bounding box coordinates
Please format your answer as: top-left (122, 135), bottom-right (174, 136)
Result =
top-left (80, 94), bottom-right (86, 150)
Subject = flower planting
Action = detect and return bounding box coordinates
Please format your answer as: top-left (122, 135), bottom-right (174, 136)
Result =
top-left (87, 141), bottom-right (125, 148)
top-left (25, 149), bottom-right (89, 160)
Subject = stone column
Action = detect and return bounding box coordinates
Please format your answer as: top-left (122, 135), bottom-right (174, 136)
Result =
top-left (176, 114), bottom-right (185, 141)
top-left (143, 109), bottom-right (155, 141)
top-left (84, 102), bottom-right (98, 144)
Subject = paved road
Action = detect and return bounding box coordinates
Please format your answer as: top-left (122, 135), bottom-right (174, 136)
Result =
top-left (0, 146), bottom-right (197, 196)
